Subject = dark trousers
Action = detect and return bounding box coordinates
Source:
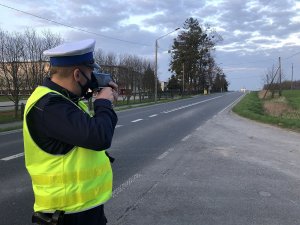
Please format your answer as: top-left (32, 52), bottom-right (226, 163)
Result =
top-left (46, 205), bottom-right (107, 225)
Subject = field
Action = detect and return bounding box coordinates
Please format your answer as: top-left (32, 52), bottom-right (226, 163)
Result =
top-left (233, 90), bottom-right (300, 132)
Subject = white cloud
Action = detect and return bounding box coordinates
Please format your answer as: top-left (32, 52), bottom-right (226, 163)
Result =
top-left (119, 12), bottom-right (164, 32)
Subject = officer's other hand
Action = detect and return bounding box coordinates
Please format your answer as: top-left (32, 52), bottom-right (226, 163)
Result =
top-left (108, 81), bottom-right (118, 91)
top-left (109, 81), bottom-right (118, 103)
top-left (95, 85), bottom-right (118, 103)
top-left (95, 87), bottom-right (114, 102)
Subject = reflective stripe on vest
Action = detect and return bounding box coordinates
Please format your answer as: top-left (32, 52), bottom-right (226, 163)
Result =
top-left (23, 86), bottom-right (113, 213)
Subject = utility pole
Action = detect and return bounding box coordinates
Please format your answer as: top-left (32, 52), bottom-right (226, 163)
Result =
top-left (279, 57), bottom-right (282, 97)
top-left (182, 63), bottom-right (185, 96)
top-left (291, 63), bottom-right (294, 90)
top-left (154, 39), bottom-right (158, 103)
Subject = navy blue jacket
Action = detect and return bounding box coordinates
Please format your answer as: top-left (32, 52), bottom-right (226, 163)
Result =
top-left (27, 78), bottom-right (118, 155)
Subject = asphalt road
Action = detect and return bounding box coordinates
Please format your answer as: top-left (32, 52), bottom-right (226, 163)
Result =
top-left (0, 92), bottom-right (243, 225)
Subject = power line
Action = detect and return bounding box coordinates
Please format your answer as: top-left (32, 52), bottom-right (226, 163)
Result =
top-left (0, 3), bottom-right (150, 47)
top-left (220, 57), bottom-right (276, 67)
top-left (219, 46), bottom-right (300, 68)
top-left (283, 51), bottom-right (300, 60)
top-left (220, 49), bottom-right (300, 69)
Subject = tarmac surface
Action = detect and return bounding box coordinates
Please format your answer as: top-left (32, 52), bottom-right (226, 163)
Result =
top-left (106, 109), bottom-right (300, 225)
top-left (1, 94), bottom-right (300, 225)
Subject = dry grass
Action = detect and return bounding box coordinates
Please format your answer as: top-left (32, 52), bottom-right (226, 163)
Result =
top-left (263, 96), bottom-right (300, 119)
top-left (283, 111), bottom-right (300, 119)
top-left (258, 90), bottom-right (282, 99)
top-left (264, 101), bottom-right (291, 117)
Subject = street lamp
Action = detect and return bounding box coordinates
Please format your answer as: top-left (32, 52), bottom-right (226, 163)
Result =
top-left (154, 27), bottom-right (180, 103)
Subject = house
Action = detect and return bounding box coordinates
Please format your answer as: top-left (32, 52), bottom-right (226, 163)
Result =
top-left (240, 87), bottom-right (247, 93)
top-left (161, 81), bottom-right (168, 91)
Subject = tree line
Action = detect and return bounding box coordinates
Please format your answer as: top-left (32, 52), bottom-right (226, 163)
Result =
top-left (0, 29), bottom-right (156, 118)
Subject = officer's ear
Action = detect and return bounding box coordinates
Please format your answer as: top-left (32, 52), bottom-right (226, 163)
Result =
top-left (73, 68), bottom-right (81, 82)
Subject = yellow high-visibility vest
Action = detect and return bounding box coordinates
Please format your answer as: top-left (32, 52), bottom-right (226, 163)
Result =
top-left (23, 86), bottom-right (113, 213)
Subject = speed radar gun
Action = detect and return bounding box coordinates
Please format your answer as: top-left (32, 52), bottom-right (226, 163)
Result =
top-left (81, 69), bottom-right (114, 100)
top-left (92, 70), bottom-right (114, 91)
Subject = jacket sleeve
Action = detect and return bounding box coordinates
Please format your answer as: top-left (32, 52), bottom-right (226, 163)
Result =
top-left (42, 95), bottom-right (118, 151)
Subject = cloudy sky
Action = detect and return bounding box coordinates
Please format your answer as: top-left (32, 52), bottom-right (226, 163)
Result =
top-left (0, 0), bottom-right (300, 90)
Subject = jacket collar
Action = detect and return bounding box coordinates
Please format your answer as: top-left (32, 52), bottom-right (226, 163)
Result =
top-left (42, 77), bottom-right (80, 103)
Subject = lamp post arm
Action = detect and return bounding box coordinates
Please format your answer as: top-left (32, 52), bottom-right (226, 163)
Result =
top-left (156, 28), bottom-right (180, 41)
top-left (154, 27), bottom-right (180, 103)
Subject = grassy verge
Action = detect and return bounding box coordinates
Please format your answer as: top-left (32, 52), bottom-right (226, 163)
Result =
top-left (233, 91), bottom-right (300, 132)
top-left (282, 90), bottom-right (300, 109)
top-left (0, 110), bottom-right (23, 133)
top-left (0, 110), bottom-right (23, 124)
top-left (0, 95), bottom-right (28, 102)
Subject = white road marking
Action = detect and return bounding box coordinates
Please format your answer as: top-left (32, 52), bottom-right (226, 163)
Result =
top-left (157, 148), bottom-right (174, 160)
top-left (1, 152), bottom-right (24, 161)
top-left (116, 125), bottom-right (123, 128)
top-left (0, 129), bottom-right (22, 136)
top-left (182, 134), bottom-right (191, 142)
top-left (219, 94), bottom-right (245, 114)
top-left (162, 96), bottom-right (223, 114)
top-left (149, 114), bottom-right (158, 118)
top-left (131, 119), bottom-right (143, 123)
top-left (112, 173), bottom-right (142, 198)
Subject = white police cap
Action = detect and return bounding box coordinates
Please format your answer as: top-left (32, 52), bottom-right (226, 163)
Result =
top-left (43, 39), bottom-right (100, 69)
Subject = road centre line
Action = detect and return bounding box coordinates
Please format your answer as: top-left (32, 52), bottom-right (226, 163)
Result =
top-left (149, 114), bottom-right (158, 118)
top-left (1, 152), bottom-right (24, 161)
top-left (157, 148), bottom-right (174, 160)
top-left (131, 119), bottom-right (143, 123)
top-left (112, 173), bottom-right (142, 198)
top-left (162, 96), bottom-right (223, 114)
top-left (0, 129), bottom-right (22, 136)
top-left (182, 134), bottom-right (191, 142)
top-left (115, 125), bottom-right (123, 128)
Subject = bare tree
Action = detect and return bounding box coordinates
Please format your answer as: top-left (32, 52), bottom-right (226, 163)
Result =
top-left (262, 64), bottom-right (279, 98)
top-left (118, 54), bottom-right (133, 103)
top-left (42, 30), bottom-right (63, 52)
top-left (94, 49), bottom-right (106, 66)
top-left (0, 29), bottom-right (26, 118)
top-left (94, 48), bottom-right (153, 103)
top-left (21, 29), bottom-right (63, 92)
top-left (102, 52), bottom-right (118, 80)
top-left (0, 29), bottom-right (62, 118)
top-left (262, 65), bottom-right (276, 87)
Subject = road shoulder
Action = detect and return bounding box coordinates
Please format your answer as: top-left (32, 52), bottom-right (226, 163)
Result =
top-left (106, 109), bottom-right (300, 225)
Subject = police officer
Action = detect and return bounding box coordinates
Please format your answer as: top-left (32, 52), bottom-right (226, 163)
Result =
top-left (23, 39), bottom-right (118, 225)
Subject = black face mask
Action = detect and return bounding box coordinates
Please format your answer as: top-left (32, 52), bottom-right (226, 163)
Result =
top-left (77, 69), bottom-right (94, 99)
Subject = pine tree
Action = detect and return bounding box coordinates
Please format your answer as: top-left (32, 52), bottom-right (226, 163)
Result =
top-left (169, 17), bottom-right (224, 93)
